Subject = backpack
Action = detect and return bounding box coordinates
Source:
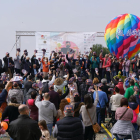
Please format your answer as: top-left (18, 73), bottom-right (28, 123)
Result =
top-left (42, 81), bottom-right (49, 93)
top-left (132, 110), bottom-right (138, 123)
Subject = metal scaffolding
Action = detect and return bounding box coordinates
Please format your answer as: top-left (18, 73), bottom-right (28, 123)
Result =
top-left (16, 31), bottom-right (104, 50)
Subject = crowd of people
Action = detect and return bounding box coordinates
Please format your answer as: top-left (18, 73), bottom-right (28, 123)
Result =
top-left (0, 48), bottom-right (140, 140)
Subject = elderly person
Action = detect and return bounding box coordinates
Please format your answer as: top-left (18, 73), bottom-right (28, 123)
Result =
top-left (53, 105), bottom-right (84, 140)
top-left (8, 104), bottom-right (41, 140)
top-left (31, 64), bottom-right (38, 78)
top-left (111, 98), bottom-right (134, 140)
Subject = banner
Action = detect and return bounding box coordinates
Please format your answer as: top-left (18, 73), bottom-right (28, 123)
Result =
top-left (35, 32), bottom-right (96, 59)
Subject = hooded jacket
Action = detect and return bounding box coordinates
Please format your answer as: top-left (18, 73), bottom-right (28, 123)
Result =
top-left (2, 103), bottom-right (20, 123)
top-left (35, 95), bottom-right (57, 124)
top-left (7, 88), bottom-right (24, 104)
top-left (116, 82), bottom-right (125, 95)
top-left (27, 99), bottom-right (38, 121)
top-left (128, 102), bottom-right (139, 114)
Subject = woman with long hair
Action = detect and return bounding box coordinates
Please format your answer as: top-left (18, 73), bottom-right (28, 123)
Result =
top-left (80, 85), bottom-right (99, 140)
top-left (57, 99), bottom-right (69, 120)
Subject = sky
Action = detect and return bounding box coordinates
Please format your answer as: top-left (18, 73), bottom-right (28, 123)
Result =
top-left (0, 0), bottom-right (140, 59)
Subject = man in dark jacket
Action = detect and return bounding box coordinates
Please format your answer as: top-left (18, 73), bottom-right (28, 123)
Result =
top-left (53, 105), bottom-right (84, 140)
top-left (3, 52), bottom-right (12, 79)
top-left (21, 56), bottom-right (32, 76)
top-left (23, 75), bottom-right (33, 103)
top-left (31, 64), bottom-right (38, 78)
top-left (31, 54), bottom-right (40, 70)
top-left (48, 84), bottom-right (60, 110)
top-left (8, 104), bottom-right (41, 140)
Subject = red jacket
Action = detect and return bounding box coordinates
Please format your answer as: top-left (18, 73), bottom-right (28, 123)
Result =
top-left (100, 56), bottom-right (111, 68)
top-left (116, 82), bottom-right (125, 95)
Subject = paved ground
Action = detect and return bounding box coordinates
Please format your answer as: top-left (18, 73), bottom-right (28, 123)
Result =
top-left (1, 118), bottom-right (113, 140)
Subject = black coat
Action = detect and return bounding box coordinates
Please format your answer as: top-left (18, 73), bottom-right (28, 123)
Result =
top-left (31, 68), bottom-right (38, 77)
top-left (56, 116), bottom-right (84, 140)
top-left (8, 115), bottom-right (42, 140)
top-left (2, 103), bottom-right (20, 123)
top-left (31, 55), bottom-right (40, 70)
top-left (21, 57), bottom-right (31, 74)
top-left (83, 59), bottom-right (90, 70)
top-left (3, 56), bottom-right (12, 72)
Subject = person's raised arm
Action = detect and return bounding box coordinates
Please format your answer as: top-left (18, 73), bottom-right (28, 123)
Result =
top-left (65, 73), bottom-right (69, 81)
top-left (49, 70), bottom-right (56, 85)
top-left (66, 52), bottom-right (70, 62)
top-left (35, 90), bottom-right (42, 107)
top-left (92, 85), bottom-right (99, 106)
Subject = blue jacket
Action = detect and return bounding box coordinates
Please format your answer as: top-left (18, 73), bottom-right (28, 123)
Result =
top-left (93, 90), bottom-right (108, 108)
top-left (0, 89), bottom-right (8, 107)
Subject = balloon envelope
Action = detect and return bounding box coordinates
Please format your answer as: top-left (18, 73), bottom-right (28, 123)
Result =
top-left (1, 122), bottom-right (8, 130)
top-left (104, 13), bottom-right (140, 59)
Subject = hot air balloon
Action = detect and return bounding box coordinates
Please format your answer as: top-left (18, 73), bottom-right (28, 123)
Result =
top-left (104, 14), bottom-right (140, 59)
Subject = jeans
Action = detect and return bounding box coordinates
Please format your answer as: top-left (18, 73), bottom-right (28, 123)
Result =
top-left (91, 68), bottom-right (95, 79)
top-left (123, 71), bottom-right (129, 77)
top-left (47, 123), bottom-right (53, 135)
top-left (102, 69), bottom-right (110, 83)
top-left (10, 138), bottom-right (13, 140)
top-left (133, 123), bottom-right (138, 130)
top-left (84, 125), bottom-right (95, 140)
top-left (106, 71), bottom-right (110, 83)
top-left (116, 135), bottom-right (131, 140)
top-left (112, 71), bottom-right (117, 77)
top-left (96, 107), bottom-right (106, 126)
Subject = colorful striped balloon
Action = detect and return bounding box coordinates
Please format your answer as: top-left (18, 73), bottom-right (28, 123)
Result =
top-left (104, 14), bottom-right (140, 59)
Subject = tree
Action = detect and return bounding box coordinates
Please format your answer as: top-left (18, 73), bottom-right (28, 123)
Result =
top-left (89, 44), bottom-right (110, 58)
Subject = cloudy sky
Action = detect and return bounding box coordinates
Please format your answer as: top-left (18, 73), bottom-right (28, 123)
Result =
top-left (0, 0), bottom-right (140, 59)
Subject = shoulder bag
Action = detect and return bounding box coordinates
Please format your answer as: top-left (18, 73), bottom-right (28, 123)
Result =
top-left (86, 108), bottom-right (101, 133)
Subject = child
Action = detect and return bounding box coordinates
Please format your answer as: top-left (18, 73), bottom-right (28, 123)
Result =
top-left (38, 120), bottom-right (50, 140)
